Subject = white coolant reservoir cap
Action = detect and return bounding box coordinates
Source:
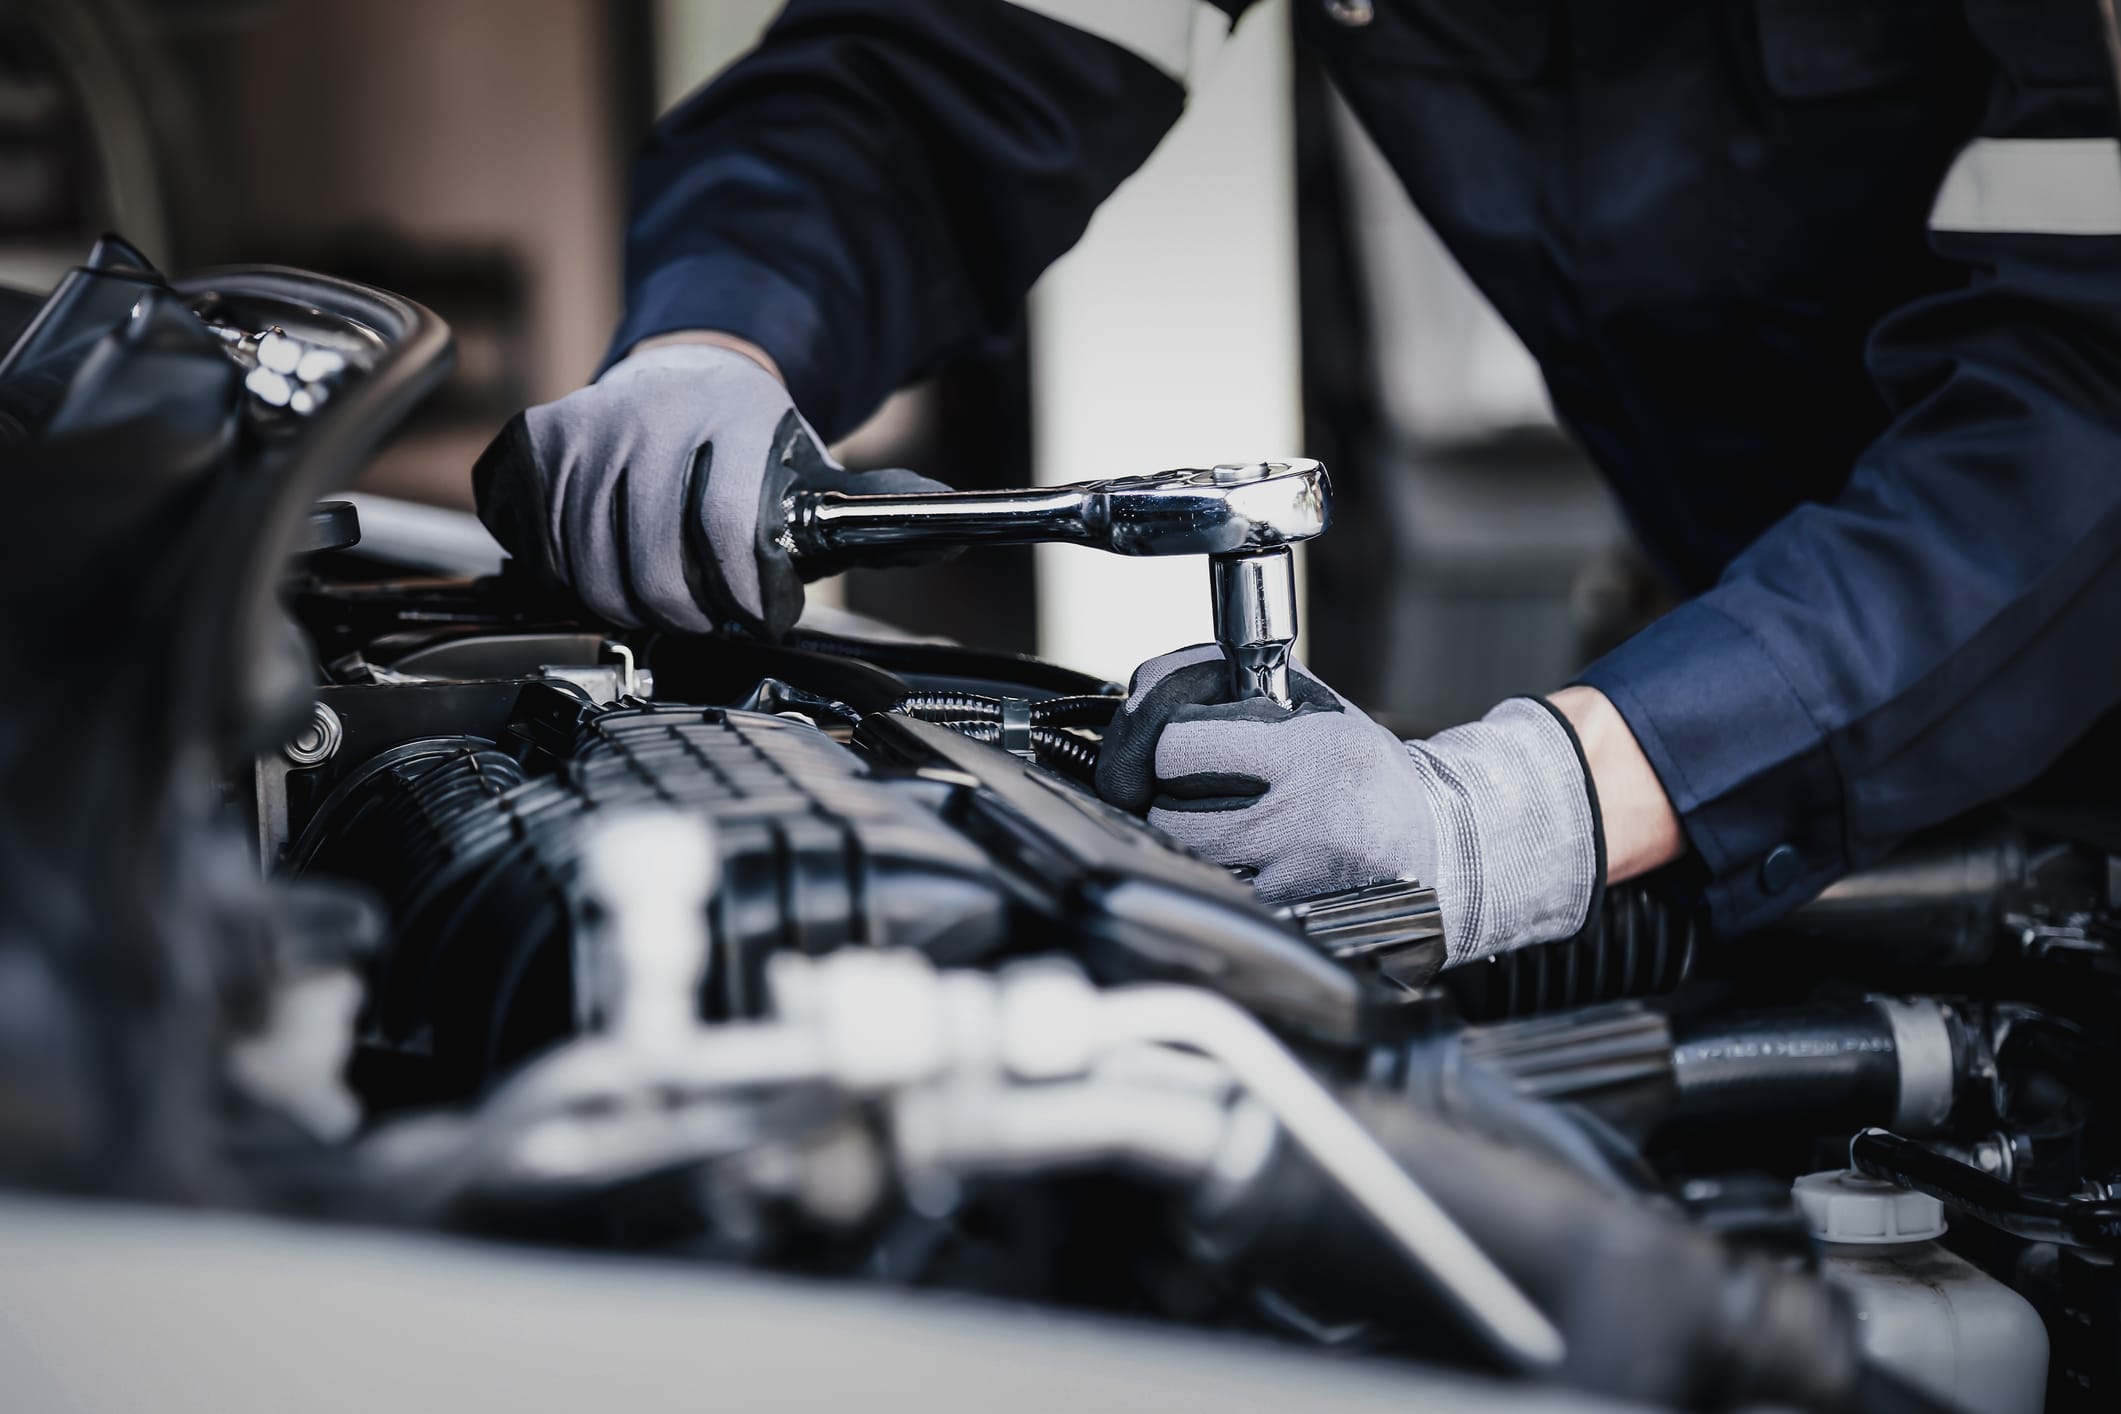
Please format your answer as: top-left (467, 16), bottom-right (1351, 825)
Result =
top-left (1794, 1169), bottom-right (1947, 1244)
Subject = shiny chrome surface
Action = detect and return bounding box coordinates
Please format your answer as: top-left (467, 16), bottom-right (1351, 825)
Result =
top-left (1280, 880), bottom-right (1447, 987)
top-left (784, 460), bottom-right (1329, 711)
top-left (785, 460), bottom-right (1330, 564)
top-left (1211, 547), bottom-right (1298, 707)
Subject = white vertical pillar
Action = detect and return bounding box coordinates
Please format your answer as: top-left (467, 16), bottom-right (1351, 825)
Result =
top-left (1028, 1), bottom-right (1301, 683)
top-left (651, 0), bottom-right (780, 106)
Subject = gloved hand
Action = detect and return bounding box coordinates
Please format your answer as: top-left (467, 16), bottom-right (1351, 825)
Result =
top-left (472, 343), bottom-right (954, 638)
top-left (1095, 645), bottom-right (1605, 965)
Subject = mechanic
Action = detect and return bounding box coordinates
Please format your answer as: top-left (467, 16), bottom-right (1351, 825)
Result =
top-left (475, 1), bottom-right (2121, 967)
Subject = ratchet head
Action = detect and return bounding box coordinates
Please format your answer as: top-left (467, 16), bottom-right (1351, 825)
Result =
top-left (1080, 460), bottom-right (1331, 557)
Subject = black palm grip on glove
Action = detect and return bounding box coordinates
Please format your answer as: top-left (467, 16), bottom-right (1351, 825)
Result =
top-left (475, 412), bottom-right (782, 638)
top-left (1097, 650), bottom-right (1344, 815)
top-left (1156, 690), bottom-right (1353, 813)
top-left (764, 410), bottom-right (961, 581)
top-left (472, 344), bottom-right (957, 641)
top-left (472, 411), bottom-right (561, 589)
top-left (689, 435), bottom-right (782, 639)
top-left (738, 411), bottom-right (958, 635)
top-left (1096, 652), bottom-right (1227, 814)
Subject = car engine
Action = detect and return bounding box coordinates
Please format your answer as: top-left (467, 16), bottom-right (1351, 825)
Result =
top-left (4, 240), bottom-right (2119, 1414)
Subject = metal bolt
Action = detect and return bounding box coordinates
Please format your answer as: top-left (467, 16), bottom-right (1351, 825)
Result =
top-left (284, 703), bottom-right (344, 767)
top-left (1212, 546), bottom-right (1299, 707)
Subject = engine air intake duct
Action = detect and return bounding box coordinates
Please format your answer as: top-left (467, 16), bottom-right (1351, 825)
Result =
top-left (296, 702), bottom-right (1008, 1108)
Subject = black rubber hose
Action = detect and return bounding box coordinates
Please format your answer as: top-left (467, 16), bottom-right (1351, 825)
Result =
top-left (1450, 1056), bottom-right (1660, 1199)
top-left (1369, 1009), bottom-right (1670, 1196)
top-left (1441, 882), bottom-right (1700, 1021)
top-left (896, 691), bottom-right (1119, 729)
top-left (1028, 694), bottom-right (1122, 728)
top-left (933, 718), bottom-right (1101, 786)
top-left (1192, 1088), bottom-right (1864, 1409)
top-left (1030, 727), bottom-right (1100, 782)
top-left (1666, 1005), bottom-right (1901, 1130)
top-left (1851, 1128), bottom-right (2121, 1251)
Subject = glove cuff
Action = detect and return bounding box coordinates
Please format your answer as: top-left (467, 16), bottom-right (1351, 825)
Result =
top-left (598, 341), bottom-right (773, 384)
top-left (1406, 697), bottom-right (1602, 965)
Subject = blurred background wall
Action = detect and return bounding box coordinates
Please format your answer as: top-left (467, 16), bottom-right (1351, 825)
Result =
top-left (0, 0), bottom-right (1654, 730)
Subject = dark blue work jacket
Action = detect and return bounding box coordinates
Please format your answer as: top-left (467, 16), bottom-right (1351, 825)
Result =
top-left (613, 0), bottom-right (2121, 933)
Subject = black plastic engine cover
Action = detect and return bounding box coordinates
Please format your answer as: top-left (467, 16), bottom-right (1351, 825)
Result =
top-left (299, 696), bottom-right (1006, 1108)
top-left (855, 713), bottom-right (1367, 1043)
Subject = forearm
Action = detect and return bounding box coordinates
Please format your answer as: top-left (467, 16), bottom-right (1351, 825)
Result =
top-left (1547, 685), bottom-right (1684, 885)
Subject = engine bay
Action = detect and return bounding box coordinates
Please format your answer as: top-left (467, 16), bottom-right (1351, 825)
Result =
top-left (6, 242), bottom-right (2121, 1414)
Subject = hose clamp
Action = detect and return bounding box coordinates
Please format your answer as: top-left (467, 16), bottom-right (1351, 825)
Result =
top-left (1000, 697), bottom-right (1035, 763)
top-left (1872, 996), bottom-right (1957, 1135)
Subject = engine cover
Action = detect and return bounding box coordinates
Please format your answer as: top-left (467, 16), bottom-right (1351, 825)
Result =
top-left (301, 698), bottom-right (1007, 1107)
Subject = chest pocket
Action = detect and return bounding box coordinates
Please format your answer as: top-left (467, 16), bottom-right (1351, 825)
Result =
top-left (1295, 0), bottom-right (1556, 81)
top-left (1754, 0), bottom-right (1956, 98)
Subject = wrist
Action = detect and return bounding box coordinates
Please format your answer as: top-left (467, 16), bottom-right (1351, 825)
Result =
top-left (624, 329), bottom-right (785, 384)
top-left (1546, 684), bottom-right (1684, 883)
top-left (1409, 698), bottom-right (1601, 964)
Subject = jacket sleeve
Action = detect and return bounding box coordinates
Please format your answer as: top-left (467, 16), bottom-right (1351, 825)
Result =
top-left (1576, 2), bottom-right (2121, 933)
top-left (611, 0), bottom-right (1258, 441)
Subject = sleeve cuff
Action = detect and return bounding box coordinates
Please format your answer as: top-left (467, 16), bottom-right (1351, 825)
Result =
top-left (604, 250), bottom-right (848, 438)
top-left (1575, 598), bottom-right (1847, 934)
top-left (1520, 695), bottom-right (1606, 946)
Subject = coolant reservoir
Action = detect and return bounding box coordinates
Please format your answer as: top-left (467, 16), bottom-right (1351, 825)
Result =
top-left (1794, 1169), bottom-right (2048, 1414)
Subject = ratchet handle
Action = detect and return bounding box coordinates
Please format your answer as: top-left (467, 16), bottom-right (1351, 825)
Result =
top-left (784, 486), bottom-right (1093, 568)
top-left (784, 466), bottom-right (1320, 715)
top-left (785, 462), bottom-right (1328, 569)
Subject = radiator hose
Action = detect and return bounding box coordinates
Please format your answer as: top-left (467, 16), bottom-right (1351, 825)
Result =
top-left (1188, 1086), bottom-right (1949, 1411)
top-left (1380, 996), bottom-right (1963, 1156)
top-left (1668, 998), bottom-right (1961, 1135)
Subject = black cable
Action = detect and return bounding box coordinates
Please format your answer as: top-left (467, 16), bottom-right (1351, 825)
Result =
top-left (931, 718), bottom-right (1101, 785)
top-left (1851, 1128), bottom-right (2121, 1251)
top-left (1027, 695), bottom-right (1122, 728)
top-left (1029, 727), bottom-right (1100, 781)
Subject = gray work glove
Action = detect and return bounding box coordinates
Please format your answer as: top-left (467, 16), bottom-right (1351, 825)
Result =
top-left (1096, 645), bottom-right (1605, 965)
top-left (472, 344), bottom-right (954, 638)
